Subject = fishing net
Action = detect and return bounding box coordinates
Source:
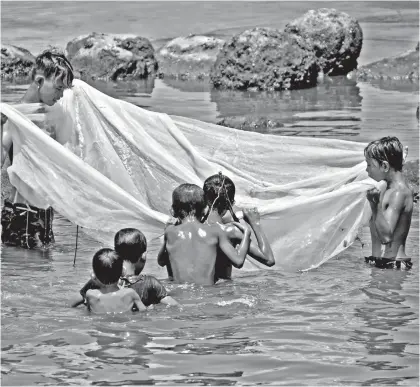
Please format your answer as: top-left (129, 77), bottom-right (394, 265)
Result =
top-left (1, 79), bottom-right (376, 271)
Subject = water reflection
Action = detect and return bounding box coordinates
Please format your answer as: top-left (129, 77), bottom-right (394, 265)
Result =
top-left (210, 76), bottom-right (362, 137)
top-left (351, 267), bottom-right (417, 370)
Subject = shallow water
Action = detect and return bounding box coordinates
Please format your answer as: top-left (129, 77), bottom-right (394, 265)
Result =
top-left (1, 1), bottom-right (419, 386)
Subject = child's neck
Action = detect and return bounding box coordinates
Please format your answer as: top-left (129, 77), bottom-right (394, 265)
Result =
top-left (99, 283), bottom-right (119, 293)
top-left (384, 169), bottom-right (404, 187)
top-left (206, 210), bottom-right (224, 224)
top-left (21, 84), bottom-right (42, 103)
top-left (180, 214), bottom-right (200, 224)
top-left (123, 262), bottom-right (136, 276)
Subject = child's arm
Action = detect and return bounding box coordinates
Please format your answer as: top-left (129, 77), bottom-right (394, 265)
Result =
top-left (242, 208), bottom-right (275, 266)
top-left (367, 188), bottom-right (406, 244)
top-left (218, 222), bottom-right (251, 268)
top-left (132, 290), bottom-right (147, 311)
top-left (160, 296), bottom-right (179, 306)
top-left (157, 232), bottom-right (169, 267)
top-left (71, 277), bottom-right (101, 307)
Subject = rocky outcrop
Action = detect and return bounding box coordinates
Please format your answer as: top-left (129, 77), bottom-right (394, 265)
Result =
top-left (65, 33), bottom-right (158, 81)
top-left (156, 35), bottom-right (224, 79)
top-left (285, 8), bottom-right (363, 76)
top-left (348, 44), bottom-right (419, 81)
top-left (210, 27), bottom-right (318, 91)
top-left (1, 44), bottom-right (35, 79)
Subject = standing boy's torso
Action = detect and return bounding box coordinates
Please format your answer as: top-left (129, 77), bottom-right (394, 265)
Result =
top-left (165, 222), bottom-right (219, 285)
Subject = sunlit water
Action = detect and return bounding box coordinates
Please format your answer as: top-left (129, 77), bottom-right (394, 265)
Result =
top-left (1, 2), bottom-right (419, 386)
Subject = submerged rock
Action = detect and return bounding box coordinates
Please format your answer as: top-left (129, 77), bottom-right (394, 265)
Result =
top-left (1, 44), bottom-right (35, 79)
top-left (216, 116), bottom-right (284, 132)
top-left (210, 27), bottom-right (318, 91)
top-left (156, 34), bottom-right (225, 79)
top-left (65, 32), bottom-right (158, 81)
top-left (285, 8), bottom-right (363, 76)
top-left (348, 44), bottom-right (419, 81)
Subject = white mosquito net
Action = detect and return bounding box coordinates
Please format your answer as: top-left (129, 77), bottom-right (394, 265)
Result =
top-left (1, 79), bottom-right (376, 271)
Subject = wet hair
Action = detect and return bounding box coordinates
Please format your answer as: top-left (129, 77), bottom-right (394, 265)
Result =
top-left (114, 228), bottom-right (147, 264)
top-left (364, 136), bottom-right (404, 172)
top-left (92, 248), bottom-right (123, 285)
top-left (31, 48), bottom-right (74, 88)
top-left (203, 173), bottom-right (236, 215)
top-left (172, 183), bottom-right (206, 220)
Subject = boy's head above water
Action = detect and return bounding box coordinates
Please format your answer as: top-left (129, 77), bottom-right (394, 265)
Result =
top-left (364, 136), bottom-right (404, 181)
top-left (31, 48), bottom-right (74, 106)
top-left (172, 183), bottom-right (206, 220)
top-left (203, 173), bottom-right (235, 216)
top-left (92, 248), bottom-right (123, 286)
top-left (114, 228), bottom-right (147, 275)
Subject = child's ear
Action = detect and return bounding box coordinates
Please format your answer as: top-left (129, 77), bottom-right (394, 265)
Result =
top-left (34, 74), bottom-right (45, 89)
top-left (170, 207), bottom-right (175, 217)
top-left (381, 161), bottom-right (390, 172)
top-left (141, 252), bottom-right (147, 261)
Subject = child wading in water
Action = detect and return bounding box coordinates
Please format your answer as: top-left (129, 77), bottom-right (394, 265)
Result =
top-left (84, 248), bottom-right (146, 313)
top-left (203, 173), bottom-right (275, 282)
top-left (73, 228), bottom-right (178, 307)
top-left (364, 137), bottom-right (414, 269)
top-left (157, 183), bottom-right (251, 285)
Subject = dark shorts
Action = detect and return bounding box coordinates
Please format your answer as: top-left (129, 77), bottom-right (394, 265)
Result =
top-left (1, 201), bottom-right (54, 249)
top-left (365, 256), bottom-right (413, 269)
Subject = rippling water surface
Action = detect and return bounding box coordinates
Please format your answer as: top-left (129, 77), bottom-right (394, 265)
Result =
top-left (1, 1), bottom-right (419, 386)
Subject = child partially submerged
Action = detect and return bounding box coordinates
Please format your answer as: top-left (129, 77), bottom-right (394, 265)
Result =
top-left (84, 248), bottom-right (146, 313)
top-left (364, 136), bottom-right (414, 269)
top-left (157, 183), bottom-right (251, 285)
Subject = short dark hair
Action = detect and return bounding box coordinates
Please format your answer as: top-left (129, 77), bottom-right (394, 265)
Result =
top-left (364, 136), bottom-right (404, 171)
top-left (114, 228), bottom-right (147, 264)
top-left (32, 48), bottom-right (74, 88)
top-left (172, 183), bottom-right (206, 219)
top-left (92, 248), bottom-right (122, 285)
top-left (203, 173), bottom-right (235, 215)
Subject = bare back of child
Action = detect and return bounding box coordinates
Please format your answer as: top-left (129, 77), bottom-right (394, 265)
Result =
top-left (203, 174), bottom-right (275, 282)
top-left (158, 184), bottom-right (251, 286)
top-left (85, 248), bottom-right (146, 313)
top-left (365, 137), bottom-right (414, 268)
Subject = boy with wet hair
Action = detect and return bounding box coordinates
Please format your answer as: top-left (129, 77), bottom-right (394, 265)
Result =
top-left (1, 48), bottom-right (74, 249)
top-left (73, 228), bottom-right (178, 307)
top-left (203, 173), bottom-right (275, 282)
top-left (157, 183), bottom-right (252, 286)
top-left (115, 228), bottom-right (179, 306)
top-left (364, 136), bottom-right (413, 269)
top-left (84, 248), bottom-right (146, 314)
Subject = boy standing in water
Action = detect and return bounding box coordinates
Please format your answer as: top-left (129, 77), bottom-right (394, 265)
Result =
top-left (1, 49), bottom-right (74, 248)
top-left (364, 137), bottom-right (414, 269)
top-left (157, 183), bottom-right (251, 285)
top-left (203, 173), bottom-right (275, 282)
top-left (85, 248), bottom-right (146, 313)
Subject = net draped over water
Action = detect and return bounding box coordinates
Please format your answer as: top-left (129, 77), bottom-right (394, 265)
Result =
top-left (1, 80), bottom-right (376, 271)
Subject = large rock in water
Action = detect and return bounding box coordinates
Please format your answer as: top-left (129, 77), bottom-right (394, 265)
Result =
top-left (210, 27), bottom-right (318, 91)
top-left (285, 8), bottom-right (363, 76)
top-left (65, 33), bottom-right (158, 81)
top-left (1, 44), bottom-right (35, 79)
top-left (348, 43), bottom-right (419, 81)
top-left (156, 35), bottom-right (225, 79)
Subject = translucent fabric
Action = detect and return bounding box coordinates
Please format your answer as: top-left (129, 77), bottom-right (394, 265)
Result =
top-left (1, 80), bottom-right (376, 271)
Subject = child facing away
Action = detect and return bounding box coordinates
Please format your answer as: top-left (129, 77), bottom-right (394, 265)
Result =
top-left (202, 173), bottom-right (275, 282)
top-left (84, 248), bottom-right (146, 313)
top-left (157, 183), bottom-right (252, 286)
top-left (72, 228), bottom-right (178, 307)
top-left (364, 136), bottom-right (414, 269)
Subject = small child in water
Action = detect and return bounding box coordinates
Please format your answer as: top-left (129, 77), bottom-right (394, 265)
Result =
top-left (364, 136), bottom-right (414, 269)
top-left (157, 183), bottom-right (251, 286)
top-left (203, 173), bottom-right (275, 282)
top-left (84, 248), bottom-right (146, 313)
top-left (72, 228), bottom-right (178, 307)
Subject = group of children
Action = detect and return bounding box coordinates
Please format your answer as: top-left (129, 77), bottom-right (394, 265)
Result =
top-left (72, 173), bottom-right (275, 313)
top-left (74, 136), bottom-right (415, 313)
